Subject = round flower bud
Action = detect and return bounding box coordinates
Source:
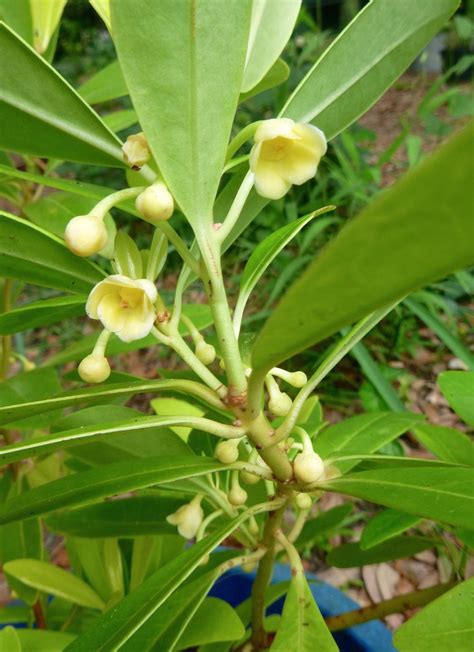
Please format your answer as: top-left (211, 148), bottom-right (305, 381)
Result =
top-left (228, 485), bottom-right (248, 506)
top-left (122, 132), bottom-right (150, 168)
top-left (166, 496), bottom-right (203, 540)
top-left (135, 182), bottom-right (174, 223)
top-left (268, 392), bottom-right (293, 416)
top-left (248, 519), bottom-right (260, 536)
top-left (295, 492), bottom-right (312, 510)
top-left (78, 354), bottom-right (111, 384)
top-left (294, 451), bottom-right (325, 485)
top-left (64, 215), bottom-right (108, 257)
top-left (215, 440), bottom-right (239, 464)
top-left (290, 371), bottom-right (308, 388)
top-left (240, 470), bottom-right (261, 485)
top-left (195, 341), bottom-right (216, 365)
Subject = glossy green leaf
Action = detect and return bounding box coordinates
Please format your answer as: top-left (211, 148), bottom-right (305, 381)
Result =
top-left (394, 578), bottom-right (474, 652)
top-left (360, 509), bottom-right (422, 550)
top-left (297, 503), bottom-right (353, 548)
top-left (321, 466), bottom-right (474, 530)
top-left (315, 412), bottom-right (423, 473)
top-left (66, 512), bottom-right (248, 651)
top-left (240, 58), bottom-right (289, 103)
top-left (0, 606), bottom-right (30, 624)
top-left (78, 60), bottom-right (127, 104)
top-left (0, 23), bottom-right (124, 165)
top-left (270, 573), bottom-right (337, 651)
top-left (9, 630), bottom-right (75, 652)
top-left (438, 371), bottom-right (474, 426)
top-left (0, 627), bottom-right (21, 652)
top-left (327, 536), bottom-right (432, 568)
top-left (252, 124), bottom-right (474, 372)
top-left (242, 0), bottom-right (300, 92)
top-left (281, 0), bottom-right (458, 139)
top-left (45, 496), bottom-right (182, 538)
top-left (236, 581), bottom-right (291, 627)
top-left (0, 211), bottom-right (104, 293)
top-left (234, 206), bottom-right (334, 335)
top-left (67, 537), bottom-right (120, 603)
top-left (0, 456), bottom-right (226, 524)
top-left (176, 597), bottom-right (245, 649)
top-left (4, 559), bottom-right (104, 610)
top-left (413, 423), bottom-right (474, 465)
top-left (103, 109), bottom-right (138, 133)
top-left (0, 295), bottom-right (86, 335)
top-left (0, 0), bottom-right (33, 44)
top-left (29, 0), bottom-right (66, 54)
top-left (90, 0), bottom-right (111, 31)
top-left (114, 231), bottom-right (142, 279)
top-left (111, 0), bottom-right (252, 224)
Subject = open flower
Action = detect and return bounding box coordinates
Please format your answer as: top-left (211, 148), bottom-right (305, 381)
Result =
top-left (250, 118), bottom-right (327, 199)
top-left (166, 496), bottom-right (204, 539)
top-left (86, 275), bottom-right (157, 342)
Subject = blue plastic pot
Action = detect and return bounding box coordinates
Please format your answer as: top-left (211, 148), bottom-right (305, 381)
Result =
top-left (209, 562), bottom-right (396, 652)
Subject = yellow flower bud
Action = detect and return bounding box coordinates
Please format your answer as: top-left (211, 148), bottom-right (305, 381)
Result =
top-left (136, 182), bottom-right (174, 223)
top-left (166, 496), bottom-right (203, 540)
top-left (268, 391), bottom-right (293, 417)
top-left (195, 341), bottom-right (216, 365)
top-left (122, 132), bottom-right (150, 168)
top-left (64, 215), bottom-right (108, 257)
top-left (295, 492), bottom-right (312, 510)
top-left (250, 118), bottom-right (327, 199)
top-left (228, 485), bottom-right (248, 506)
top-left (78, 354), bottom-right (110, 384)
top-left (294, 451), bottom-right (325, 485)
top-left (240, 470), bottom-right (260, 485)
top-left (215, 439), bottom-right (239, 464)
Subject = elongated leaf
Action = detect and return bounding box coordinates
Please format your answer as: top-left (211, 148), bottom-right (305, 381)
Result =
top-left (252, 124), bottom-right (474, 372)
top-left (315, 412), bottom-right (423, 473)
top-left (242, 0), bottom-right (300, 92)
top-left (10, 630), bottom-right (75, 651)
top-left (438, 371), bottom-right (474, 427)
top-left (360, 509), bottom-right (421, 550)
top-left (240, 58), bottom-right (289, 102)
top-left (234, 206), bottom-right (334, 334)
top-left (66, 512), bottom-right (248, 651)
top-left (103, 109), bottom-right (138, 133)
top-left (0, 456), bottom-right (226, 524)
top-left (111, 0), bottom-right (252, 224)
top-left (78, 60), bottom-right (127, 104)
top-left (0, 627), bottom-right (21, 652)
top-left (0, 0), bottom-right (33, 43)
top-left (271, 572), bottom-right (337, 651)
top-left (320, 466), bottom-right (474, 530)
top-left (297, 503), bottom-right (353, 548)
top-left (327, 537), bottom-right (432, 568)
top-left (45, 496), bottom-right (182, 538)
top-left (0, 295), bottom-right (86, 335)
top-left (29, 0), bottom-right (66, 54)
top-left (281, 0), bottom-right (458, 139)
top-left (0, 211), bottom-right (104, 293)
top-left (4, 559), bottom-right (104, 610)
top-left (176, 597), bottom-right (244, 649)
top-left (394, 578), bottom-right (474, 652)
top-left (413, 424), bottom-right (474, 465)
top-left (0, 23), bottom-right (124, 165)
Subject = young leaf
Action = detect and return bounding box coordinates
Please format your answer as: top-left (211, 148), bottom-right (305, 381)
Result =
top-left (327, 537), bottom-right (432, 568)
top-left (413, 424), bottom-right (474, 466)
top-left (111, 0), bottom-right (252, 225)
top-left (438, 371), bottom-right (474, 427)
top-left (281, 0), bottom-right (458, 139)
top-left (252, 123), bottom-right (474, 373)
top-left (3, 559), bottom-right (105, 610)
top-left (114, 231), bottom-right (143, 279)
top-left (242, 0), bottom-right (300, 92)
top-left (0, 295), bottom-right (86, 335)
top-left (360, 509), bottom-right (422, 550)
top-left (394, 578), bottom-right (474, 652)
top-left (0, 23), bottom-right (124, 165)
top-left (0, 211), bottom-right (104, 293)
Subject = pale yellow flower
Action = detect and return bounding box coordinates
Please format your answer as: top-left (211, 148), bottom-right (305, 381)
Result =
top-left (122, 132), bottom-right (150, 168)
top-left (250, 118), bottom-right (327, 199)
top-left (86, 274), bottom-right (157, 342)
top-left (166, 496), bottom-right (204, 539)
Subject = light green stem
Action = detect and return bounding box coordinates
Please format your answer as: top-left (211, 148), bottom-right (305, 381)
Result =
top-left (156, 222), bottom-right (201, 276)
top-left (217, 170), bottom-right (255, 244)
top-left (226, 121), bottom-right (261, 161)
top-left (93, 186), bottom-right (145, 218)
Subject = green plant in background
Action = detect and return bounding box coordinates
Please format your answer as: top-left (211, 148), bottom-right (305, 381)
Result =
top-left (0, 1), bottom-right (473, 651)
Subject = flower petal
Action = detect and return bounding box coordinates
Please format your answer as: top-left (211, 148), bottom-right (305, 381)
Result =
top-left (253, 161), bottom-right (291, 199)
top-left (254, 118), bottom-right (296, 143)
top-left (292, 123), bottom-right (327, 156)
top-left (97, 293), bottom-right (126, 332)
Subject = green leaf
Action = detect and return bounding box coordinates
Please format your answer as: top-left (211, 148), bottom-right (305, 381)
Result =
top-left (4, 559), bottom-right (104, 610)
top-left (0, 627), bottom-right (21, 652)
top-left (114, 231), bottom-right (142, 278)
top-left (0, 0), bottom-right (33, 44)
top-left (176, 597), bottom-right (245, 649)
top-left (270, 573), bottom-right (337, 651)
top-left (65, 512), bottom-right (249, 651)
top-left (413, 423), bottom-right (474, 465)
top-left (0, 606), bottom-right (30, 624)
top-left (281, 0), bottom-right (458, 139)
top-left (0, 295), bottom-right (86, 335)
top-left (9, 630), bottom-right (75, 652)
top-left (240, 58), bottom-right (289, 103)
top-left (394, 578), bottom-right (474, 652)
top-left (236, 581), bottom-right (291, 627)
top-left (78, 60), bottom-right (128, 104)
top-left (327, 537), bottom-right (432, 568)
top-left (241, 0), bottom-right (300, 92)
top-left (0, 456), bottom-right (227, 524)
top-left (438, 371), bottom-right (474, 427)
top-left (252, 124), bottom-right (474, 372)
top-left (29, 0), bottom-right (66, 55)
top-left (360, 509), bottom-right (421, 550)
top-left (321, 466), bottom-right (474, 530)
top-left (0, 22), bottom-right (124, 165)
top-left (314, 412), bottom-right (423, 473)
top-left (0, 367), bottom-right (61, 429)
top-left (111, 0), bottom-right (252, 224)
top-left (234, 206), bottom-right (334, 335)
top-left (103, 109), bottom-right (138, 133)
top-left (45, 496), bottom-right (183, 538)
top-left (0, 211), bottom-right (104, 293)
top-left (297, 504), bottom-right (353, 548)
top-left (67, 537), bottom-right (120, 603)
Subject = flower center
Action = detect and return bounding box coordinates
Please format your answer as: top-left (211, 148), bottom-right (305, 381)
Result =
top-left (261, 136), bottom-right (292, 161)
top-left (118, 287), bottom-right (142, 310)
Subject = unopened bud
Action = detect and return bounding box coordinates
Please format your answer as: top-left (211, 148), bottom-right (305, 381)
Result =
top-left (289, 371), bottom-right (307, 387)
top-left (242, 560), bottom-right (257, 573)
top-left (240, 470), bottom-right (260, 485)
top-left (166, 496), bottom-right (203, 539)
top-left (294, 451), bottom-right (325, 485)
top-left (64, 215), bottom-right (108, 257)
top-left (295, 493), bottom-right (312, 510)
top-left (78, 354), bottom-right (111, 384)
top-left (228, 485), bottom-right (248, 506)
top-left (122, 132), bottom-right (150, 168)
top-left (136, 182), bottom-right (174, 223)
top-left (268, 392), bottom-right (292, 416)
top-left (248, 518), bottom-right (260, 536)
top-left (195, 341), bottom-right (216, 365)
top-left (215, 440), bottom-right (239, 464)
